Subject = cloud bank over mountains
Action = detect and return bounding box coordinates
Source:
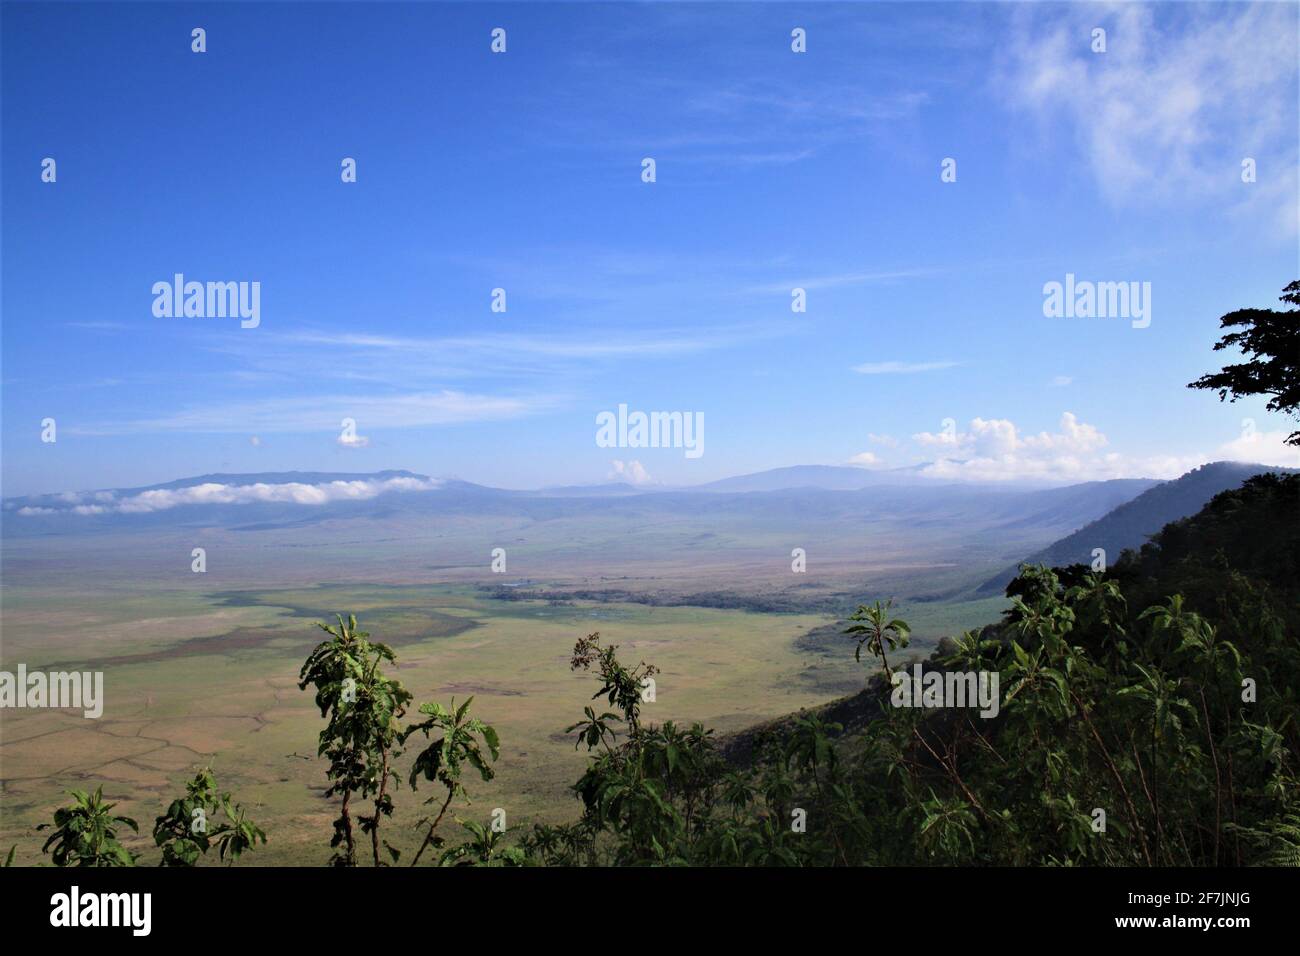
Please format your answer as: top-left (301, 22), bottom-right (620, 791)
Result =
top-left (13, 476), bottom-right (441, 516)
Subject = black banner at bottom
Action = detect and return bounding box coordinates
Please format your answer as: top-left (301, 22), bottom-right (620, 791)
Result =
top-left (0, 865), bottom-right (1285, 943)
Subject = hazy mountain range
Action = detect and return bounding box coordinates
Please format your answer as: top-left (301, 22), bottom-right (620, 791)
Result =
top-left (4, 462), bottom-right (1289, 603)
top-left (1, 464), bottom-right (1158, 533)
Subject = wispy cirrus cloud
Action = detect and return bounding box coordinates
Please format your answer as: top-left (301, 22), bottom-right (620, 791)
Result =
top-left (535, 64), bottom-right (930, 172)
top-left (852, 360), bottom-right (960, 375)
top-left (284, 327), bottom-right (755, 361)
top-left (746, 269), bottom-right (930, 295)
top-left (64, 321), bottom-right (132, 331)
top-left (999, 1), bottom-right (1298, 231)
top-left (200, 324), bottom-right (790, 395)
top-left (685, 85), bottom-right (929, 125)
top-left (69, 390), bottom-right (549, 436)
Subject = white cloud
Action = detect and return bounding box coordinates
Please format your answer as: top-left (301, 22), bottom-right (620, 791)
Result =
top-left (1216, 429), bottom-right (1300, 469)
top-left (867, 433), bottom-right (899, 448)
top-left (1000, 2), bottom-right (1298, 230)
top-left (852, 360), bottom-right (960, 375)
top-left (848, 451), bottom-right (883, 468)
top-left (1050, 376), bottom-right (1073, 387)
top-left (914, 412), bottom-right (1163, 481)
top-left (337, 433), bottom-right (370, 449)
top-left (608, 460), bottom-right (653, 485)
top-left (911, 412), bottom-right (1299, 482)
top-left (17, 476), bottom-right (442, 516)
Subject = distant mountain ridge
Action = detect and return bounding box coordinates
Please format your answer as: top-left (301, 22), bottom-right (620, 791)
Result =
top-left (6, 462), bottom-right (1287, 609)
top-left (2, 463), bottom-right (1164, 559)
top-left (6, 461), bottom-right (1142, 507)
top-left (691, 464), bottom-right (934, 493)
top-left (977, 461), bottom-right (1298, 595)
top-left (3, 464), bottom-right (1159, 516)
top-left (7, 464), bottom-right (1283, 580)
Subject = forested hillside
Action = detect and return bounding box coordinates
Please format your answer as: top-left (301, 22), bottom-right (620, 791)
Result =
top-left (977, 461), bottom-right (1292, 595)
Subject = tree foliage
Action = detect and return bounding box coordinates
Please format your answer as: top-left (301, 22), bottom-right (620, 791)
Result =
top-left (38, 786), bottom-right (139, 867)
top-left (37, 772), bottom-right (265, 868)
top-left (295, 615), bottom-right (500, 866)
top-left (298, 613), bottom-right (412, 866)
top-left (153, 767), bottom-right (266, 866)
top-left (1189, 280), bottom-right (1300, 445)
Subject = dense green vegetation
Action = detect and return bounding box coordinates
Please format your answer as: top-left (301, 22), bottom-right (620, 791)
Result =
top-left (23, 471), bottom-right (1294, 867)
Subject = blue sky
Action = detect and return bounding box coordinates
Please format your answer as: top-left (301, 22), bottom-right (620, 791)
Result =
top-left (3, 1), bottom-right (1298, 497)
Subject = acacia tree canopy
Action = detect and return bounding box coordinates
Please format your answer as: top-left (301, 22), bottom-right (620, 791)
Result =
top-left (1188, 280), bottom-right (1300, 445)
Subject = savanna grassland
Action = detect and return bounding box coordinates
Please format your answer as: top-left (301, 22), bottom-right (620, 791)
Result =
top-left (0, 478), bottom-right (1129, 865)
top-left (0, 564), bottom-right (1006, 864)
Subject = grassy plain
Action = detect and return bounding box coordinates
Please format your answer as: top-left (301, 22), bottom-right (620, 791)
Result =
top-left (0, 496), bottom-right (1037, 863)
top-left (0, 576), bottom-right (1003, 865)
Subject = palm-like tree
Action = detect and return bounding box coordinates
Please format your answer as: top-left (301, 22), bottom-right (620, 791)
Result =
top-left (843, 599), bottom-right (911, 681)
